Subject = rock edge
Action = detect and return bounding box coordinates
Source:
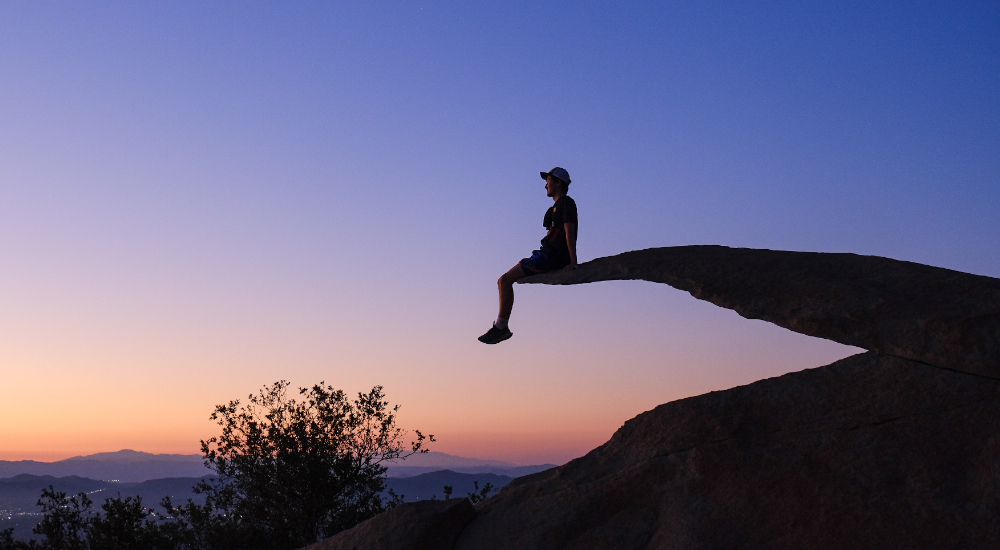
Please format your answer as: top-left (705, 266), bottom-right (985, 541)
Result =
top-left (521, 245), bottom-right (1000, 378)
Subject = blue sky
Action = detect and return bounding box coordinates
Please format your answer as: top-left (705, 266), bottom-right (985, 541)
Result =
top-left (1, 1), bottom-right (997, 463)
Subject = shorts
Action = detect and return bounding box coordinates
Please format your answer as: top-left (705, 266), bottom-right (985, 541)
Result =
top-left (519, 249), bottom-right (569, 275)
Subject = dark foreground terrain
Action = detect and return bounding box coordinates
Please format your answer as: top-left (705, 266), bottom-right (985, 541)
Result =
top-left (1, 471), bottom-right (515, 541)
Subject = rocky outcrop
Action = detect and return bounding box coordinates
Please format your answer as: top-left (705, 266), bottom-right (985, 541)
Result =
top-left (301, 247), bottom-right (1000, 549)
top-left (303, 498), bottom-right (475, 550)
top-left (520, 246), bottom-right (1000, 379)
top-left (453, 352), bottom-right (1000, 549)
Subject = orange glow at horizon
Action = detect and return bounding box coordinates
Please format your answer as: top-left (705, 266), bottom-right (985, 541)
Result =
top-left (1, 280), bottom-right (863, 465)
top-left (1, 0), bottom-right (997, 477)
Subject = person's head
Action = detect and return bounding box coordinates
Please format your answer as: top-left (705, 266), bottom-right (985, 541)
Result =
top-left (541, 167), bottom-right (570, 197)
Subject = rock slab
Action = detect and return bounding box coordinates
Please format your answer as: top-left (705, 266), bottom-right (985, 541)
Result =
top-left (521, 246), bottom-right (1000, 379)
top-left (303, 498), bottom-right (475, 550)
top-left (454, 352), bottom-right (1000, 549)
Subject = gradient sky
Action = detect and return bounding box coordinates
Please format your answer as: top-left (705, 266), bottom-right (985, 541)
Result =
top-left (1, 1), bottom-right (997, 465)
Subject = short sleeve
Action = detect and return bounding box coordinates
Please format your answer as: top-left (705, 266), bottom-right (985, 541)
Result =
top-left (561, 197), bottom-right (578, 225)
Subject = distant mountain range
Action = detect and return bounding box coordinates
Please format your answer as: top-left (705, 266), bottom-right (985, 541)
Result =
top-left (382, 452), bottom-right (555, 478)
top-left (0, 450), bottom-right (211, 483)
top-left (385, 470), bottom-right (515, 501)
top-left (0, 448), bottom-right (556, 539)
top-left (0, 450), bottom-right (555, 482)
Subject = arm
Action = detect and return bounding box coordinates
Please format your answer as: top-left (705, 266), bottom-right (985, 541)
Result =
top-left (564, 221), bottom-right (578, 269)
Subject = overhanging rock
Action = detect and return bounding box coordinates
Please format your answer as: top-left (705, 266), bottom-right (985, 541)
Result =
top-left (520, 245), bottom-right (1000, 379)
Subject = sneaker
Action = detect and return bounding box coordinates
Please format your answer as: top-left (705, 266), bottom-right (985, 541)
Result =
top-left (478, 325), bottom-right (513, 344)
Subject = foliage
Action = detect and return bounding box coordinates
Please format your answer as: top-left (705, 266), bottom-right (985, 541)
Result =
top-left (0, 488), bottom-right (163, 550)
top-left (2, 382), bottom-right (430, 550)
top-left (181, 381), bottom-right (432, 549)
top-left (437, 480), bottom-right (496, 504)
top-left (32, 487), bottom-right (91, 550)
top-left (465, 481), bottom-right (496, 505)
top-left (87, 494), bottom-right (162, 550)
top-left (0, 529), bottom-right (15, 550)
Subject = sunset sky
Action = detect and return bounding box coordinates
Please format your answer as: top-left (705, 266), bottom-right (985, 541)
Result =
top-left (2, 1), bottom-right (997, 465)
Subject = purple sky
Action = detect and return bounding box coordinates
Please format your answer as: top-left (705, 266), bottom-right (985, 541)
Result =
top-left (1, 1), bottom-right (997, 464)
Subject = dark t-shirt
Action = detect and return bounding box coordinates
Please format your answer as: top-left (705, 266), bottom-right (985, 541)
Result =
top-left (540, 195), bottom-right (578, 263)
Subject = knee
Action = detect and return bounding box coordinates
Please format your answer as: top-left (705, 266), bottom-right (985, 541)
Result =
top-left (498, 274), bottom-right (513, 288)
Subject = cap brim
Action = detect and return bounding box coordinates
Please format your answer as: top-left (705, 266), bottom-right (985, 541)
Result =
top-left (540, 171), bottom-right (550, 181)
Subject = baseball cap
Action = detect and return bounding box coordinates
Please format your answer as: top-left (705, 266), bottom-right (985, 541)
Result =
top-left (540, 167), bottom-right (571, 185)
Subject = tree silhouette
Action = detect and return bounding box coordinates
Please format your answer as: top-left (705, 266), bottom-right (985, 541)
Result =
top-left (165, 381), bottom-right (432, 549)
top-left (1, 382), bottom-right (431, 550)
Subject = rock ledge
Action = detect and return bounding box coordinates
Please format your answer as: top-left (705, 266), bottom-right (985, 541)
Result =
top-left (521, 245), bottom-right (1000, 378)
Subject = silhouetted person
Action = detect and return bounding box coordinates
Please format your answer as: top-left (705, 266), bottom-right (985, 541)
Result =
top-left (479, 167), bottom-right (578, 344)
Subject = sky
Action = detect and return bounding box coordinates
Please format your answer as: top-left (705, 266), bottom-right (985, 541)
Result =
top-left (1, 1), bottom-right (997, 465)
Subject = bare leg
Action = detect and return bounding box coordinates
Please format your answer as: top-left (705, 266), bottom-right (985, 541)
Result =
top-left (498, 264), bottom-right (526, 321)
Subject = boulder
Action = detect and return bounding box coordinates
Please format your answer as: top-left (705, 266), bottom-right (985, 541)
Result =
top-left (454, 352), bottom-right (1000, 549)
top-left (303, 498), bottom-right (475, 550)
top-left (520, 246), bottom-right (1000, 379)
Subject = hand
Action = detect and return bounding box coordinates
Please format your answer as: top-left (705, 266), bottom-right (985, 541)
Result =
top-left (564, 263), bottom-right (578, 271)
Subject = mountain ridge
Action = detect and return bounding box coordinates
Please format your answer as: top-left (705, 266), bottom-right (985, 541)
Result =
top-left (0, 450), bottom-right (551, 483)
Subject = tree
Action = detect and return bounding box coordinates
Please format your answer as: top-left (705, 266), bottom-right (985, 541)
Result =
top-left (2, 381), bottom-right (426, 550)
top-left (0, 489), bottom-right (165, 550)
top-left (166, 381), bottom-right (432, 550)
top-left (32, 487), bottom-right (91, 550)
top-left (87, 494), bottom-right (160, 550)
top-left (438, 481), bottom-right (496, 504)
top-left (0, 528), bottom-right (16, 550)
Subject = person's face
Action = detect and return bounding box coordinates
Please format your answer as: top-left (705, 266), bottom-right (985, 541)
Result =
top-left (545, 175), bottom-right (563, 197)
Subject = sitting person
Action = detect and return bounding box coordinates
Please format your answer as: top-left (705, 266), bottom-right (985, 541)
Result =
top-left (479, 167), bottom-right (578, 344)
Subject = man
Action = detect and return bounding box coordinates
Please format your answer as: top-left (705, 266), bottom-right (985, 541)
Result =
top-left (478, 167), bottom-right (578, 344)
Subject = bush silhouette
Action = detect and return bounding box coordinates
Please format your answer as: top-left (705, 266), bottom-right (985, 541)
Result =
top-left (2, 381), bottom-right (431, 550)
